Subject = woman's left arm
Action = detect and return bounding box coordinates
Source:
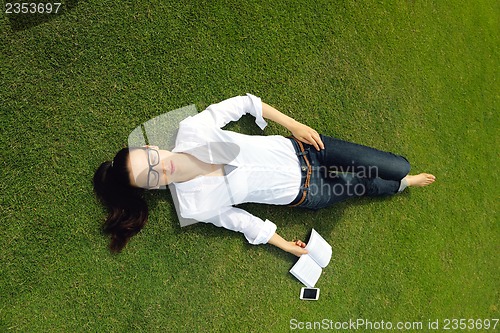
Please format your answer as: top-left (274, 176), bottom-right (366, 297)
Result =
top-left (262, 102), bottom-right (324, 151)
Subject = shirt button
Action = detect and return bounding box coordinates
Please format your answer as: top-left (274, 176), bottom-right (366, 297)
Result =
top-left (301, 166), bottom-right (307, 171)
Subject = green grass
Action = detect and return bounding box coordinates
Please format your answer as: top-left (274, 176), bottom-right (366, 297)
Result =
top-left (1, 0), bottom-right (498, 332)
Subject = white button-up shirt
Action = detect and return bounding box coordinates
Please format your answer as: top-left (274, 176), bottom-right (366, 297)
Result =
top-left (171, 94), bottom-right (302, 245)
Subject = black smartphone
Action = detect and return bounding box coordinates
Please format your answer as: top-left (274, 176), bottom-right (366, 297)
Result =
top-left (300, 287), bottom-right (320, 300)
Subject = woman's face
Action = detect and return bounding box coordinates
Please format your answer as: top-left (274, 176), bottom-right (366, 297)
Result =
top-left (127, 146), bottom-right (176, 188)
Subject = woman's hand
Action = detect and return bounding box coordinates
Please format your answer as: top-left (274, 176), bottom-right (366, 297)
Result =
top-left (268, 233), bottom-right (308, 257)
top-left (287, 240), bottom-right (308, 257)
top-left (290, 122), bottom-right (325, 151)
top-left (261, 102), bottom-right (324, 151)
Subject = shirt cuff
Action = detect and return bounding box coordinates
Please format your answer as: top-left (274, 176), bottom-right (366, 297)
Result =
top-left (246, 93), bottom-right (268, 130)
top-left (246, 219), bottom-right (277, 245)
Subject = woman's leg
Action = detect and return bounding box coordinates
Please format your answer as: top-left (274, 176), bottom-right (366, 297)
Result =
top-left (298, 137), bottom-right (435, 209)
top-left (303, 168), bottom-right (402, 209)
top-left (308, 174), bottom-right (401, 208)
top-left (319, 134), bottom-right (411, 181)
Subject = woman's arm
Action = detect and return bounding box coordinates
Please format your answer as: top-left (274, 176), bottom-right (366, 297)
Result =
top-left (194, 207), bottom-right (307, 256)
top-left (262, 102), bottom-right (324, 151)
top-left (267, 232), bottom-right (308, 257)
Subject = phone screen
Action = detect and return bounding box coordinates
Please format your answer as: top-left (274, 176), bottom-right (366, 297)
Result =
top-left (301, 288), bottom-right (318, 299)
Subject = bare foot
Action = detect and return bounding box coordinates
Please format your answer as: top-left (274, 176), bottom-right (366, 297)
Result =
top-left (404, 173), bottom-right (436, 187)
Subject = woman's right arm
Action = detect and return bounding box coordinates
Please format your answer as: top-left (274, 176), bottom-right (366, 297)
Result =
top-left (267, 233), bottom-right (308, 257)
top-left (190, 207), bottom-right (308, 256)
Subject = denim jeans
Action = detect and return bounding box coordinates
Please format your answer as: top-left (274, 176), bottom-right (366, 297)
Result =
top-left (289, 135), bottom-right (411, 210)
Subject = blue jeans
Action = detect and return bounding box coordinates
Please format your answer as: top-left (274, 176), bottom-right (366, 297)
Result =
top-left (289, 135), bottom-right (411, 210)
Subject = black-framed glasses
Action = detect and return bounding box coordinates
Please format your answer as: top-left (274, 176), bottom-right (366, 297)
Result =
top-left (145, 147), bottom-right (161, 189)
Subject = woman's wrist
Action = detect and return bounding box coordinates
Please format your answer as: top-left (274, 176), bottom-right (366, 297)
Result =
top-left (269, 233), bottom-right (295, 253)
top-left (286, 119), bottom-right (301, 134)
top-left (262, 102), bottom-right (300, 132)
top-left (268, 233), bottom-right (308, 256)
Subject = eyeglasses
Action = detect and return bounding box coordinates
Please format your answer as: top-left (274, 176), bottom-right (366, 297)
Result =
top-left (144, 146), bottom-right (161, 189)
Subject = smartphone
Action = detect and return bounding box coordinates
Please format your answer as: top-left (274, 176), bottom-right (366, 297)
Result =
top-left (299, 287), bottom-right (320, 300)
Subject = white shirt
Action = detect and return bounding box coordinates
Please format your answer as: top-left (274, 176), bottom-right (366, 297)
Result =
top-left (171, 94), bottom-right (302, 245)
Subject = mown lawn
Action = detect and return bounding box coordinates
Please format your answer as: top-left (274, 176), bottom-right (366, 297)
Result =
top-left (1, 0), bottom-right (498, 332)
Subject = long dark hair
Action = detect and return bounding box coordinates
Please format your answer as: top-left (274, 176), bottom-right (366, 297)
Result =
top-left (93, 148), bottom-right (148, 253)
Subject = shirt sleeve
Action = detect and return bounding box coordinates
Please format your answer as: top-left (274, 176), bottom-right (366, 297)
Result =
top-left (182, 93), bottom-right (268, 130)
top-left (196, 206), bottom-right (277, 245)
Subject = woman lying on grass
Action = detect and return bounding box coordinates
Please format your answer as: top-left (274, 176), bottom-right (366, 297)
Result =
top-left (93, 94), bottom-right (435, 254)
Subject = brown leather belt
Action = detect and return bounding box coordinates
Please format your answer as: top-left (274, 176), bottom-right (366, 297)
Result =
top-left (288, 137), bottom-right (312, 207)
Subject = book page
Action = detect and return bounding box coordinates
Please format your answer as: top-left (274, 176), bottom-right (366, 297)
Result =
top-left (305, 229), bottom-right (332, 268)
top-left (289, 254), bottom-right (322, 288)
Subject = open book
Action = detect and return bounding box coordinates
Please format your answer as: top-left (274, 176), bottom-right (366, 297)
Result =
top-left (289, 229), bottom-right (332, 287)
